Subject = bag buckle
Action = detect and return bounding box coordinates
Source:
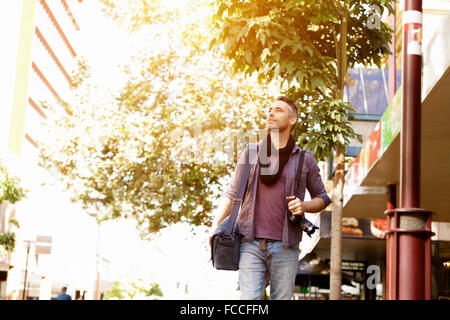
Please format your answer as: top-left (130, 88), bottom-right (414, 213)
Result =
top-left (233, 198), bottom-right (242, 205)
top-left (222, 234), bottom-right (233, 241)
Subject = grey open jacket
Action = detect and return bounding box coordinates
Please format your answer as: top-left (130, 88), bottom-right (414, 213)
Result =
top-left (222, 140), bottom-right (331, 247)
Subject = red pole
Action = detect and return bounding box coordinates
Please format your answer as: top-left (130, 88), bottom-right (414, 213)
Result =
top-left (398, 231), bottom-right (425, 298)
top-left (385, 2), bottom-right (396, 300)
top-left (393, 212), bottom-right (398, 300)
top-left (400, 0), bottom-right (423, 300)
top-left (386, 217), bottom-right (390, 300)
top-left (388, 1), bottom-right (396, 101)
top-left (386, 184), bottom-right (396, 300)
top-left (96, 271), bottom-right (100, 300)
top-left (22, 241), bottom-right (31, 300)
top-left (396, 0), bottom-right (432, 300)
top-left (425, 214), bottom-right (432, 299)
top-left (401, 2), bottom-right (421, 207)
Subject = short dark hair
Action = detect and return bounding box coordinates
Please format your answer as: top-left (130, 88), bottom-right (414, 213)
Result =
top-left (276, 96), bottom-right (298, 129)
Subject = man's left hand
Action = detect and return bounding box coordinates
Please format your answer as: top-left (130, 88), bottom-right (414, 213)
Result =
top-left (286, 196), bottom-right (307, 216)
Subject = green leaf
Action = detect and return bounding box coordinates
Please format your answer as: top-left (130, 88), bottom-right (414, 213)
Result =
top-left (260, 31), bottom-right (266, 45)
top-left (280, 39), bottom-right (291, 49)
top-left (295, 71), bottom-right (305, 86)
top-left (274, 64), bottom-right (281, 79)
top-left (260, 48), bottom-right (270, 62)
top-left (304, 45), bottom-right (313, 57)
top-left (311, 76), bottom-right (323, 90)
top-left (244, 51), bottom-right (252, 64)
top-left (224, 36), bottom-right (234, 52)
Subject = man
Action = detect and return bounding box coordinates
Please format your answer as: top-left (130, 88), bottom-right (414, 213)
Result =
top-left (209, 96), bottom-right (331, 300)
top-left (56, 286), bottom-right (72, 300)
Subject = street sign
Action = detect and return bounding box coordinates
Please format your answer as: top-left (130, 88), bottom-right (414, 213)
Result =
top-left (35, 235), bottom-right (52, 255)
top-left (341, 261), bottom-right (367, 272)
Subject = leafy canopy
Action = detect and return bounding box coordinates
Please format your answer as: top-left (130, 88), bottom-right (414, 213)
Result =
top-left (39, 0), bottom-right (278, 237)
top-left (210, 0), bottom-right (394, 159)
top-left (0, 163), bottom-right (25, 252)
top-left (210, 0), bottom-right (393, 94)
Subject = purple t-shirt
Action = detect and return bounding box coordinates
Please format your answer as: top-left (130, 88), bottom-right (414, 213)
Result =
top-left (254, 155), bottom-right (292, 240)
top-left (223, 142), bottom-right (331, 247)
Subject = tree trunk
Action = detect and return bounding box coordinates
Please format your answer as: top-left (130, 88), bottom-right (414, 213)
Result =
top-left (329, 1), bottom-right (348, 300)
top-left (330, 144), bottom-right (345, 300)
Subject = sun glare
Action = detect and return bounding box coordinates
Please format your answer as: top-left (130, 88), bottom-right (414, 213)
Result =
top-left (162, 0), bottom-right (190, 9)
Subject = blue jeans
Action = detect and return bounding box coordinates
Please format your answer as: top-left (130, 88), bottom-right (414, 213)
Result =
top-left (238, 239), bottom-right (299, 300)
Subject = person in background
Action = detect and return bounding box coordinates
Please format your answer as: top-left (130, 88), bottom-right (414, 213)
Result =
top-left (56, 286), bottom-right (72, 300)
top-left (76, 291), bottom-right (86, 300)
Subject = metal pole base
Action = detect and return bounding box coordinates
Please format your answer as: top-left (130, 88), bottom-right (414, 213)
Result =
top-left (385, 208), bottom-right (434, 300)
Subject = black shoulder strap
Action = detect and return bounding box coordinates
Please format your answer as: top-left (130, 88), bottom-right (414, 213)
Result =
top-left (224, 144), bottom-right (252, 236)
top-left (294, 149), bottom-right (306, 199)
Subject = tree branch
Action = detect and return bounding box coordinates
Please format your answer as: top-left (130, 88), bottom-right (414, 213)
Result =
top-left (296, 19), bottom-right (338, 85)
top-left (333, 24), bottom-right (340, 88)
top-left (333, 24), bottom-right (339, 60)
top-left (327, 0), bottom-right (345, 18)
top-left (295, 16), bottom-right (323, 58)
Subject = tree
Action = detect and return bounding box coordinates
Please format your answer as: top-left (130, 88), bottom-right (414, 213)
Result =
top-left (0, 162), bottom-right (26, 252)
top-left (103, 281), bottom-right (126, 300)
top-left (103, 279), bottom-right (163, 300)
top-left (38, 0), bottom-right (277, 238)
top-left (210, 0), bottom-right (393, 299)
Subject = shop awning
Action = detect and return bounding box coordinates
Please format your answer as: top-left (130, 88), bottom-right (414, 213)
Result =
top-left (0, 258), bottom-right (13, 271)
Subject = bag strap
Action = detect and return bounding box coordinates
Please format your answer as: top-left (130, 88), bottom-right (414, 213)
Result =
top-left (224, 144), bottom-right (252, 236)
top-left (286, 149), bottom-right (305, 218)
top-left (294, 149), bottom-right (306, 199)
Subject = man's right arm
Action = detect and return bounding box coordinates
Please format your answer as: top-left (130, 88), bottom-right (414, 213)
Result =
top-left (210, 196), bottom-right (233, 232)
top-left (208, 147), bottom-right (248, 243)
top-left (208, 196), bottom-right (233, 247)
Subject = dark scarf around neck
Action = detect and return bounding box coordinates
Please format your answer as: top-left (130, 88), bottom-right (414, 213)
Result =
top-left (259, 134), bottom-right (295, 185)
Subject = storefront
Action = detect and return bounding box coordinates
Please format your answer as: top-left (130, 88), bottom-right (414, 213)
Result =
top-left (295, 211), bottom-right (387, 300)
top-left (340, 12), bottom-right (450, 299)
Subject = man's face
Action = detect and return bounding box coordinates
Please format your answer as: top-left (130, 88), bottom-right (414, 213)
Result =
top-left (266, 100), bottom-right (297, 132)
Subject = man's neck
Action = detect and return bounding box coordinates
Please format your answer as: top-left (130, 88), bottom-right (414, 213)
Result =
top-left (269, 129), bottom-right (291, 150)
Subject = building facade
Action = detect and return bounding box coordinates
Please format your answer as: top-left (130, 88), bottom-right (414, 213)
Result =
top-left (0, 0), bottom-right (111, 300)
